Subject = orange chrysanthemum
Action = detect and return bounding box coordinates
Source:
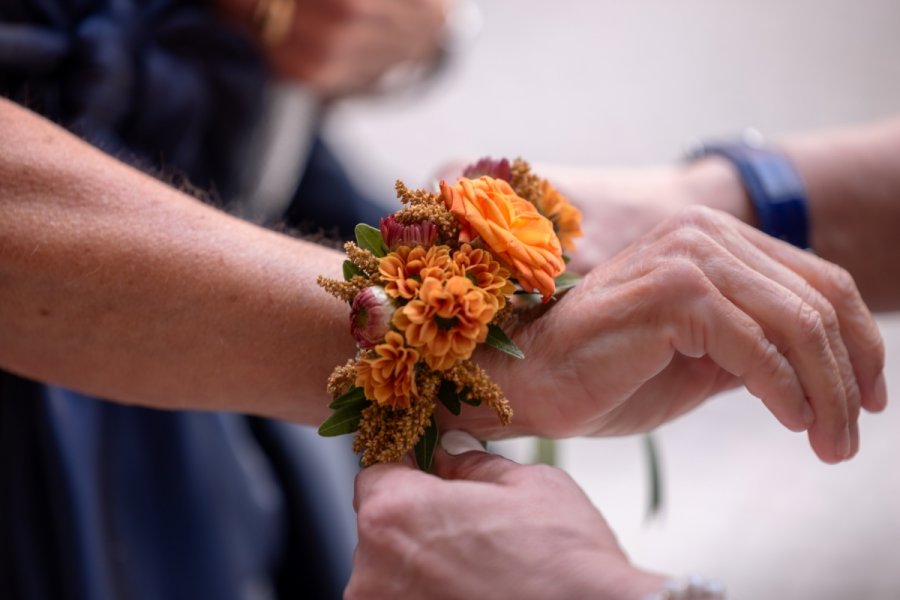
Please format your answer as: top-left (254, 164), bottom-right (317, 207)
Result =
top-left (535, 179), bottom-right (583, 252)
top-left (379, 245), bottom-right (451, 300)
top-left (393, 276), bottom-right (496, 371)
top-left (440, 176), bottom-right (564, 302)
top-left (451, 243), bottom-right (515, 310)
top-left (355, 331), bottom-right (420, 409)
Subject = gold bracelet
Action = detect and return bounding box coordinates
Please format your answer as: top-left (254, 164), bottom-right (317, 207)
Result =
top-left (253, 0), bottom-right (295, 47)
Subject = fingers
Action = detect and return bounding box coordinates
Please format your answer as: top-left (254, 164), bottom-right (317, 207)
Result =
top-left (709, 230), bottom-right (863, 457)
top-left (664, 231), bottom-right (853, 461)
top-left (432, 430), bottom-right (524, 483)
top-left (353, 460), bottom-right (426, 512)
top-left (740, 225), bottom-right (887, 413)
top-left (353, 431), bottom-right (521, 513)
top-left (649, 208), bottom-right (883, 462)
top-left (658, 259), bottom-right (812, 435)
top-left (712, 262), bottom-right (852, 461)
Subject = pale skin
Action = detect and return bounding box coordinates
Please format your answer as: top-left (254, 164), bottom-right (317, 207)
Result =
top-left (358, 119), bottom-right (898, 599)
top-left (550, 119), bottom-right (900, 312)
top-left (0, 98), bottom-right (351, 424)
top-left (214, 0), bottom-right (450, 99)
top-left (349, 430), bottom-right (667, 600)
top-left (0, 98), bottom-right (885, 466)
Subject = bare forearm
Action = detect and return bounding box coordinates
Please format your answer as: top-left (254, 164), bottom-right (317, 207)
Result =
top-left (683, 119), bottom-right (900, 311)
top-left (0, 98), bottom-right (352, 423)
top-left (780, 120), bottom-right (900, 310)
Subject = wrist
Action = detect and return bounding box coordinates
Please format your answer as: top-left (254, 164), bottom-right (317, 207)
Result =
top-left (676, 157), bottom-right (756, 225)
top-left (685, 135), bottom-right (811, 249)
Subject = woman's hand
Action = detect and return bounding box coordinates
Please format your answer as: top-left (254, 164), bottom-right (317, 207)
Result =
top-left (347, 431), bottom-right (666, 600)
top-left (217, 0), bottom-right (450, 99)
top-left (460, 207), bottom-right (886, 464)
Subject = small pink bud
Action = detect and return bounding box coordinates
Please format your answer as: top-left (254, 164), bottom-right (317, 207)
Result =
top-left (380, 215), bottom-right (439, 250)
top-left (350, 286), bottom-right (395, 349)
top-left (462, 157), bottom-right (512, 182)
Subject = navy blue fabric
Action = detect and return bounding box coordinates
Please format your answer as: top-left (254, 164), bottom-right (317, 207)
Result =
top-left (0, 379), bottom-right (288, 600)
top-left (0, 0), bottom-right (265, 197)
top-left (286, 136), bottom-right (384, 235)
top-left (0, 1), bottom-right (371, 599)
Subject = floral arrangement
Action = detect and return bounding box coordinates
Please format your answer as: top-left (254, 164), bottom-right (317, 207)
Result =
top-left (316, 158), bottom-right (583, 470)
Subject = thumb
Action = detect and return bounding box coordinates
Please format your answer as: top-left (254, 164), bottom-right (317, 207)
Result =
top-left (433, 430), bottom-right (522, 484)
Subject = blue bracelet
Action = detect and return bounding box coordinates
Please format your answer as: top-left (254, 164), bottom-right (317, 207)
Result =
top-left (688, 135), bottom-right (810, 249)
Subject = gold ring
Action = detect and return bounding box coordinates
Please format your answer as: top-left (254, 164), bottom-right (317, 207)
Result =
top-left (253, 0), bottom-right (295, 47)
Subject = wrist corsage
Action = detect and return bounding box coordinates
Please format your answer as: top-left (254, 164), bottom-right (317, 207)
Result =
top-left (317, 158), bottom-right (583, 470)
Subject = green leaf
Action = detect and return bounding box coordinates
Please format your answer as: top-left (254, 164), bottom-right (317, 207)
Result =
top-left (329, 386), bottom-right (367, 410)
top-left (415, 415), bottom-right (439, 472)
top-left (554, 272), bottom-right (581, 293)
top-left (643, 433), bottom-right (664, 519)
top-left (485, 324), bottom-right (525, 359)
top-left (563, 254), bottom-right (571, 265)
top-left (437, 379), bottom-right (461, 416)
top-left (343, 260), bottom-right (364, 281)
top-left (318, 404), bottom-right (364, 437)
top-left (355, 223), bottom-right (387, 258)
top-left (459, 391), bottom-right (481, 407)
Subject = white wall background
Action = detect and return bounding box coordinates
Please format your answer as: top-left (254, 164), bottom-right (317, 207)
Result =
top-left (324, 1), bottom-right (900, 597)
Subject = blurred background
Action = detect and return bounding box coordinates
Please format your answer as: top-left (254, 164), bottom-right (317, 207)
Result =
top-left (324, 1), bottom-right (900, 598)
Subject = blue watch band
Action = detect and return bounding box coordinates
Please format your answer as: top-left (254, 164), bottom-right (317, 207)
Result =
top-left (689, 140), bottom-right (810, 249)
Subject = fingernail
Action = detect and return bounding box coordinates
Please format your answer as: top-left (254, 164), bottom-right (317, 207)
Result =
top-left (441, 430), bottom-right (486, 456)
top-left (847, 422), bottom-right (860, 460)
top-left (837, 429), bottom-right (852, 460)
top-left (874, 372), bottom-right (888, 410)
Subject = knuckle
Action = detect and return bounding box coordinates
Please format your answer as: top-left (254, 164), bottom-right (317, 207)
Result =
top-left (671, 205), bottom-right (722, 232)
top-left (804, 285), bottom-right (840, 334)
top-left (665, 226), bottom-right (718, 258)
top-left (825, 263), bottom-right (860, 304)
top-left (653, 257), bottom-right (712, 301)
top-left (357, 494), bottom-right (405, 538)
top-left (754, 339), bottom-right (785, 378)
top-left (516, 463), bottom-right (573, 493)
top-left (795, 301), bottom-right (827, 347)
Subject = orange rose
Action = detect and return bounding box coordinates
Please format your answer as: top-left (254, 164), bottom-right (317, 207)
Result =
top-left (441, 176), bottom-right (564, 301)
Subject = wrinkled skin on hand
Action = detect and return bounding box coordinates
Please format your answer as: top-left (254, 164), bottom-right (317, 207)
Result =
top-left (348, 439), bottom-right (665, 599)
top-left (454, 207), bottom-right (886, 465)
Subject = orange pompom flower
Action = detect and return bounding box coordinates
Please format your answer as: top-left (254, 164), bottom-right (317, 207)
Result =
top-left (440, 176), bottom-right (564, 302)
top-left (393, 275), bottom-right (496, 371)
top-left (379, 245), bottom-right (451, 300)
top-left (451, 243), bottom-right (515, 310)
top-left (535, 179), bottom-right (583, 252)
top-left (355, 331), bottom-right (420, 409)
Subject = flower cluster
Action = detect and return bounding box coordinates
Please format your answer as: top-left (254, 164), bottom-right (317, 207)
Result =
top-left (317, 158), bottom-right (582, 468)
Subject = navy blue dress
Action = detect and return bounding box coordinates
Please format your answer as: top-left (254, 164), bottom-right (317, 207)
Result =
top-left (0, 1), bottom-right (380, 598)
